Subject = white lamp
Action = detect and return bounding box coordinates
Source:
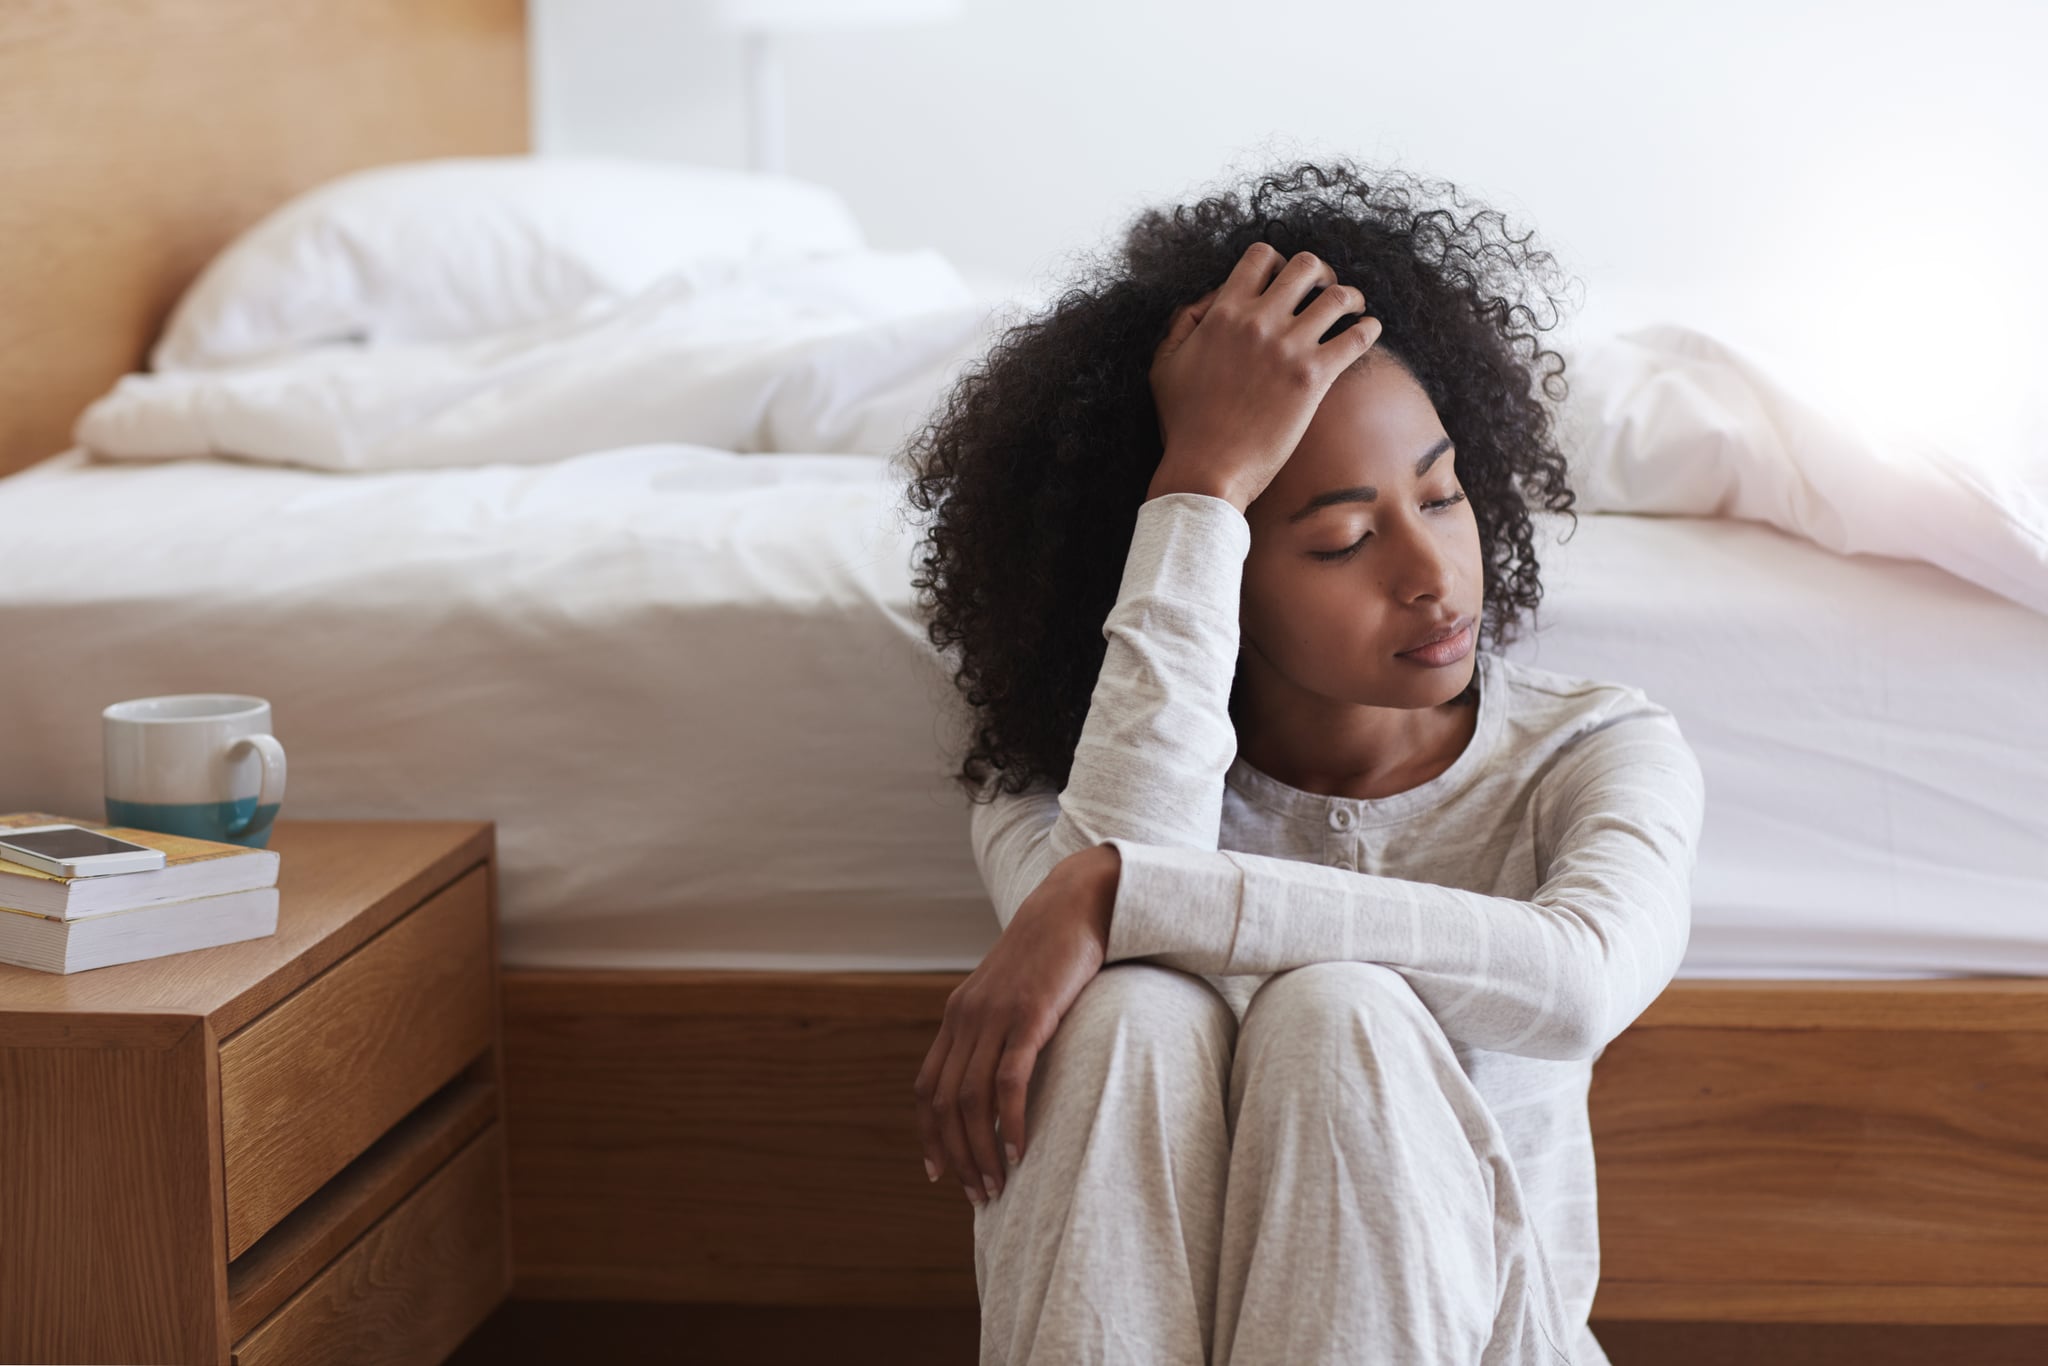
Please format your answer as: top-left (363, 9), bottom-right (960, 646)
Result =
top-left (709, 0), bottom-right (966, 176)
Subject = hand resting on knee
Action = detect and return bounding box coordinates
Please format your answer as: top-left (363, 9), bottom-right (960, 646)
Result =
top-left (913, 842), bottom-right (1122, 1209)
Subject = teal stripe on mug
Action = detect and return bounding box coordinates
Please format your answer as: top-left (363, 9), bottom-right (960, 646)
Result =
top-left (105, 798), bottom-right (281, 849)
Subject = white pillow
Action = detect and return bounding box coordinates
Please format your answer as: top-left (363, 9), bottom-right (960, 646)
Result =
top-left (151, 156), bottom-right (868, 371)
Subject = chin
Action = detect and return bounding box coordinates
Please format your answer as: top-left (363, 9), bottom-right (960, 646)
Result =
top-left (1391, 656), bottom-right (1476, 705)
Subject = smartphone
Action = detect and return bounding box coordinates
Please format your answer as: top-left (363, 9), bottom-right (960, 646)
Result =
top-left (0, 824), bottom-right (169, 878)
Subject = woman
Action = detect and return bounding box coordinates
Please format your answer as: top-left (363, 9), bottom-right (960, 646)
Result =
top-left (904, 159), bottom-right (1705, 1366)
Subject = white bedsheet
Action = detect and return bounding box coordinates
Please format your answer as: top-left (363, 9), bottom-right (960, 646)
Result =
top-left (1512, 510), bottom-right (2048, 979)
top-left (1, 445), bottom-right (2043, 980)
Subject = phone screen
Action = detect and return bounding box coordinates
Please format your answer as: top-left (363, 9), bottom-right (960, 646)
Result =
top-left (0, 827), bottom-right (157, 860)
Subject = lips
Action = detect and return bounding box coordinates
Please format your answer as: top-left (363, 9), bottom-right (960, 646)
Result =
top-left (1398, 615), bottom-right (1472, 656)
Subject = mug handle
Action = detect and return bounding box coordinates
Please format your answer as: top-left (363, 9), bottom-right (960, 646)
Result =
top-left (225, 734), bottom-right (288, 838)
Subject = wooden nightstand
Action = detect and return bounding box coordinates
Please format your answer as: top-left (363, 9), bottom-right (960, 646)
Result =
top-left (0, 820), bottom-right (509, 1366)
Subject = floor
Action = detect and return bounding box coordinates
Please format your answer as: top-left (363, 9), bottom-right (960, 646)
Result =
top-left (447, 1303), bottom-right (2048, 1364)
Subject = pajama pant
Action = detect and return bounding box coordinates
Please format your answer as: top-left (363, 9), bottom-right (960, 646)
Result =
top-left (971, 961), bottom-right (1584, 1365)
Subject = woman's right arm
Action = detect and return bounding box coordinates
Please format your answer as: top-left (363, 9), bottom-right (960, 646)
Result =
top-left (928, 488), bottom-right (1248, 1202)
top-left (969, 488), bottom-right (1251, 931)
top-left (922, 247), bottom-right (1379, 1201)
top-left (967, 244), bottom-right (1381, 930)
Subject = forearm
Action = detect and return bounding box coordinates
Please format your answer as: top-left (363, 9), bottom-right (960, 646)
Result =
top-left (1098, 712), bottom-right (1706, 1061)
top-left (1048, 491), bottom-right (1247, 856)
top-left (1100, 841), bottom-right (1681, 1059)
top-left (970, 492), bottom-right (1250, 928)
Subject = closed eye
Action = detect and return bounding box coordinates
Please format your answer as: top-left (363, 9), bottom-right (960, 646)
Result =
top-left (1310, 491), bottom-right (1468, 562)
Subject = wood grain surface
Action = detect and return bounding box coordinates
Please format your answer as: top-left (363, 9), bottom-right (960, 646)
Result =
top-left (0, 819), bottom-right (507, 1363)
top-left (499, 967), bottom-right (2048, 1323)
top-left (0, 819), bottom-right (494, 1033)
top-left (0, 1014), bottom-right (227, 1363)
top-left (220, 864), bottom-right (495, 1259)
top-left (0, 0), bottom-right (530, 479)
top-left (228, 1064), bottom-right (499, 1339)
top-left (233, 1124), bottom-right (509, 1366)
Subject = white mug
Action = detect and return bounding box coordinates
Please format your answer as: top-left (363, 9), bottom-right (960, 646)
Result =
top-left (103, 694), bottom-right (288, 848)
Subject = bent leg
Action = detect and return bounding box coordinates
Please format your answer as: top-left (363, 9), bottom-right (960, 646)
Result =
top-left (1215, 961), bottom-right (1577, 1366)
top-left (973, 962), bottom-right (1237, 1366)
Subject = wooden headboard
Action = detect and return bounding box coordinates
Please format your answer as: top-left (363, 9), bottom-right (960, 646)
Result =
top-left (0, 0), bottom-right (530, 479)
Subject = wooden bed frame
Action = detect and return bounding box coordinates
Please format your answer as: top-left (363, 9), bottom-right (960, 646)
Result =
top-left (5, 2), bottom-right (2045, 1357)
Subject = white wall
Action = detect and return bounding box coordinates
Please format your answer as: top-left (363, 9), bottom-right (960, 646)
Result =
top-left (533, 0), bottom-right (2048, 472)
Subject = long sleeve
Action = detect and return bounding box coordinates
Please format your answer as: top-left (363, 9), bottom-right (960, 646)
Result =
top-left (1102, 704), bottom-right (1706, 1062)
top-left (968, 492), bottom-right (1250, 931)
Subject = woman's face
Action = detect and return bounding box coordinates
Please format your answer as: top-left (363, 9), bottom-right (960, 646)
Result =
top-left (1238, 352), bottom-right (1484, 710)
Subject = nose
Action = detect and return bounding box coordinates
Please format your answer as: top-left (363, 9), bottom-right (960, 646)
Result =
top-left (1378, 507), bottom-right (1457, 605)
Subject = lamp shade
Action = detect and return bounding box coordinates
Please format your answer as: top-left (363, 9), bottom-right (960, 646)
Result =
top-left (709, 0), bottom-right (964, 31)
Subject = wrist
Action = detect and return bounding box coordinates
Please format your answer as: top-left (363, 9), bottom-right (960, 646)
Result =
top-left (1146, 459), bottom-right (1250, 512)
top-left (1090, 843), bottom-right (1120, 947)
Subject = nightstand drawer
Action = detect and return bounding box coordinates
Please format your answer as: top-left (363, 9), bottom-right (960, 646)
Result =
top-left (233, 1122), bottom-right (508, 1366)
top-left (220, 863), bottom-right (495, 1259)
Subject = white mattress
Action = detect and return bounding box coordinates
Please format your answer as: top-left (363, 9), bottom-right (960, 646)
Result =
top-left (1, 445), bottom-right (2043, 980)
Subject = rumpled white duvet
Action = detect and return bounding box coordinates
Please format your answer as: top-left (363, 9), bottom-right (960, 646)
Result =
top-left (75, 245), bottom-right (2048, 619)
top-left (79, 246), bottom-right (995, 473)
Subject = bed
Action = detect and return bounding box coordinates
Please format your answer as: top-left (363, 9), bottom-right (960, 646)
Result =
top-left (3, 3), bottom-right (2047, 1362)
top-left (4, 449), bottom-right (2045, 986)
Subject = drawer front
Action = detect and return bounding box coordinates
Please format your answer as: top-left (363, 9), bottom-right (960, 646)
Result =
top-left (233, 1122), bottom-right (509, 1366)
top-left (221, 863), bottom-right (495, 1259)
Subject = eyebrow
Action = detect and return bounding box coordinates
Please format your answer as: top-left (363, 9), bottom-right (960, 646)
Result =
top-left (1287, 436), bottom-right (1455, 523)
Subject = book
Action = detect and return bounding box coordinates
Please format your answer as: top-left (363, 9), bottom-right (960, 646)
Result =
top-left (0, 886), bottom-right (280, 974)
top-left (0, 811), bottom-right (281, 920)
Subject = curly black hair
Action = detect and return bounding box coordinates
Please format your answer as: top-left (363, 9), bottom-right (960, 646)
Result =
top-left (903, 158), bottom-right (1580, 802)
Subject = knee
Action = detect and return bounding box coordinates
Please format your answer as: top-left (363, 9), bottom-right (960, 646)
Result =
top-left (1050, 962), bottom-right (1237, 1079)
top-left (1242, 961), bottom-right (1440, 1052)
top-left (1232, 964), bottom-right (1463, 1145)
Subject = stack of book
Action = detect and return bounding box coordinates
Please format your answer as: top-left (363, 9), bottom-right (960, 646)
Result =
top-left (0, 811), bottom-right (281, 974)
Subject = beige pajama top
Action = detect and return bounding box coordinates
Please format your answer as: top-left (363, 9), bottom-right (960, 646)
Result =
top-left (968, 491), bottom-right (1708, 1352)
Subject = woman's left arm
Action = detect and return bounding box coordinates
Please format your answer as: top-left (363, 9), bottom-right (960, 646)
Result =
top-left (1100, 704), bottom-right (1707, 1062)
